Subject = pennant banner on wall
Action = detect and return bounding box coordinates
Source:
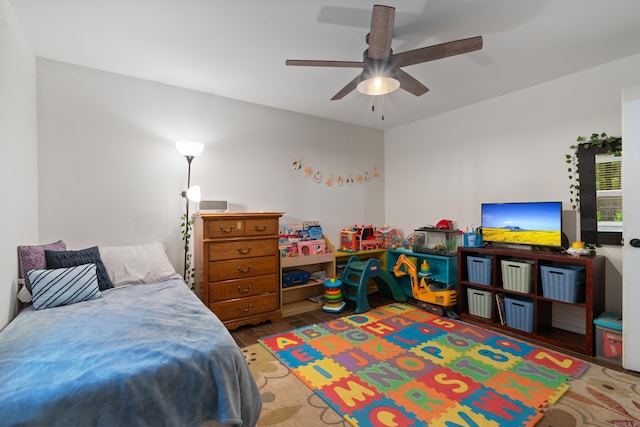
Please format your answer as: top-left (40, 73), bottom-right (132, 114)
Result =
top-left (290, 158), bottom-right (380, 188)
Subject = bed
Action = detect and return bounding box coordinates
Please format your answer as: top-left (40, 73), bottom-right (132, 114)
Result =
top-left (0, 242), bottom-right (262, 426)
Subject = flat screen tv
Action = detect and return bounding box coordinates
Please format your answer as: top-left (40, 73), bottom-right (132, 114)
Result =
top-left (481, 202), bottom-right (563, 248)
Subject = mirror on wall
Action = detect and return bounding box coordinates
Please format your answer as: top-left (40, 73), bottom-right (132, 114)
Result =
top-left (578, 143), bottom-right (623, 245)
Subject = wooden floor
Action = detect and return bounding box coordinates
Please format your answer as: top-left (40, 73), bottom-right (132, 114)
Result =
top-left (231, 294), bottom-right (393, 347)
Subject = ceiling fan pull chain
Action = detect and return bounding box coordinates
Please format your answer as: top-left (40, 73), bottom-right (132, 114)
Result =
top-left (370, 95), bottom-right (385, 120)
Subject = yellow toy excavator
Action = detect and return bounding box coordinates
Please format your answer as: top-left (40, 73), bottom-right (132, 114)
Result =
top-left (392, 254), bottom-right (457, 313)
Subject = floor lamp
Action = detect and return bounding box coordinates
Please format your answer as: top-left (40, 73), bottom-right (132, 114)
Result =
top-left (176, 140), bottom-right (204, 282)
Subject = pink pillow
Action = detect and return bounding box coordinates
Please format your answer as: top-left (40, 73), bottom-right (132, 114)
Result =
top-left (17, 240), bottom-right (66, 291)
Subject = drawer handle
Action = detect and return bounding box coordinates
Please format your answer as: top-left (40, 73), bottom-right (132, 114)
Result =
top-left (238, 304), bottom-right (253, 313)
top-left (237, 246), bottom-right (252, 254)
top-left (219, 225), bottom-right (235, 233)
top-left (254, 224), bottom-right (268, 232)
top-left (237, 264), bottom-right (253, 273)
top-left (237, 285), bottom-right (253, 293)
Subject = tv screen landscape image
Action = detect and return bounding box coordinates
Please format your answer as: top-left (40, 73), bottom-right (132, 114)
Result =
top-left (481, 202), bottom-right (563, 247)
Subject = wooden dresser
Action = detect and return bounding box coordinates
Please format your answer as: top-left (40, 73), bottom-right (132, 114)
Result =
top-left (193, 212), bottom-right (283, 330)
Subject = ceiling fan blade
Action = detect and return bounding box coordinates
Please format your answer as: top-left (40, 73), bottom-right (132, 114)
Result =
top-left (396, 69), bottom-right (429, 97)
top-left (331, 75), bottom-right (359, 100)
top-left (367, 5), bottom-right (395, 59)
top-left (286, 59), bottom-right (364, 68)
top-left (392, 36), bottom-right (483, 68)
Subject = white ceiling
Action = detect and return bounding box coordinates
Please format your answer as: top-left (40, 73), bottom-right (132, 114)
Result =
top-left (11, 0), bottom-right (640, 130)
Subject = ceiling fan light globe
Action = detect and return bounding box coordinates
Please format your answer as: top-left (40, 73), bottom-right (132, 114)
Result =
top-left (356, 76), bottom-right (400, 96)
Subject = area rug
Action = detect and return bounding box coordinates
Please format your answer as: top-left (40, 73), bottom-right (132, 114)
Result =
top-left (243, 342), bottom-right (640, 426)
top-left (258, 303), bottom-right (589, 426)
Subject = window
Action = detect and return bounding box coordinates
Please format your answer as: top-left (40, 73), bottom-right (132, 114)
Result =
top-left (578, 143), bottom-right (623, 246)
top-left (595, 153), bottom-right (622, 232)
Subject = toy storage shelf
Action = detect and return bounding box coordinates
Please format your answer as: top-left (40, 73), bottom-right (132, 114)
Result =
top-left (386, 248), bottom-right (458, 298)
top-left (280, 237), bottom-right (336, 317)
top-left (457, 246), bottom-right (605, 356)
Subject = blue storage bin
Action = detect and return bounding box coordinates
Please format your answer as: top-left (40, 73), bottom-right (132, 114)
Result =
top-left (504, 296), bottom-right (534, 333)
top-left (467, 256), bottom-right (492, 285)
top-left (541, 264), bottom-right (586, 303)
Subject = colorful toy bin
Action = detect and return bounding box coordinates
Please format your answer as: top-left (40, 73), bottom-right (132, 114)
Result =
top-left (594, 312), bottom-right (623, 365)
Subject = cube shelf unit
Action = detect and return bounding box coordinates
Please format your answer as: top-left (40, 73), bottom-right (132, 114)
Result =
top-left (280, 237), bottom-right (335, 317)
top-left (386, 248), bottom-right (458, 298)
top-left (457, 246), bottom-right (605, 356)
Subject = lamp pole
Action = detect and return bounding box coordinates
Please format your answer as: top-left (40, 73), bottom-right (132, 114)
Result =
top-left (183, 155), bottom-right (194, 281)
top-left (175, 140), bottom-right (204, 287)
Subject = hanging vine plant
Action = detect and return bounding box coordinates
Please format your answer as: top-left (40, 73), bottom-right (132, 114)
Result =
top-left (181, 213), bottom-right (196, 291)
top-left (566, 132), bottom-right (621, 210)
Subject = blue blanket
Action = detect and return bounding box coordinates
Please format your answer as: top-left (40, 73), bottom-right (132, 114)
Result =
top-left (0, 279), bottom-right (261, 426)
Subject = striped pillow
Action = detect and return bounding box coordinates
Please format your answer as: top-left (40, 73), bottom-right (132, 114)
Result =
top-left (28, 264), bottom-right (102, 310)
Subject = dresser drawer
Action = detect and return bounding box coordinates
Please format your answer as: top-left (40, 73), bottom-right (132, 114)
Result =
top-left (209, 255), bottom-right (278, 282)
top-left (205, 219), bottom-right (245, 238)
top-left (207, 275), bottom-right (278, 302)
top-left (210, 293), bottom-right (278, 322)
top-left (208, 238), bottom-right (277, 261)
top-left (244, 218), bottom-right (278, 237)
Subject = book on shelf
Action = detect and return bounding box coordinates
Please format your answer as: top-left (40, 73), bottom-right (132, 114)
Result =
top-left (307, 295), bottom-right (324, 304)
top-left (496, 293), bottom-right (506, 325)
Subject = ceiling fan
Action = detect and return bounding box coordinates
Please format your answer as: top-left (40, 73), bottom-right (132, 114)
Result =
top-left (285, 5), bottom-right (483, 100)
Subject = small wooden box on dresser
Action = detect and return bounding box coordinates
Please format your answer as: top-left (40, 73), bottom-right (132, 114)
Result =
top-left (193, 212), bottom-right (283, 330)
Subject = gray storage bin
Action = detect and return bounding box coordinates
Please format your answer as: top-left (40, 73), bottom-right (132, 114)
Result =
top-left (501, 259), bottom-right (534, 293)
top-left (467, 288), bottom-right (492, 319)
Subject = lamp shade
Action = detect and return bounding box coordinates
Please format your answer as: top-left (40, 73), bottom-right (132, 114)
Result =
top-left (356, 60), bottom-right (400, 96)
top-left (356, 75), bottom-right (400, 96)
top-left (175, 140), bottom-right (204, 158)
top-left (185, 185), bottom-right (202, 203)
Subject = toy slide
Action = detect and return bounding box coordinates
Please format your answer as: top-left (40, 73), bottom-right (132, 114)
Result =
top-left (341, 256), bottom-right (407, 314)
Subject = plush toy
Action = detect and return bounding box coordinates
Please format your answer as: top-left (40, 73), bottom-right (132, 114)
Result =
top-left (567, 241), bottom-right (590, 256)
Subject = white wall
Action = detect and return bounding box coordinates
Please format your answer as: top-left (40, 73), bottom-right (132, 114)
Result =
top-left (0, 0), bottom-right (39, 329)
top-left (36, 59), bottom-right (385, 273)
top-left (386, 52), bottom-right (640, 314)
top-left (5, 23), bottom-right (636, 328)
